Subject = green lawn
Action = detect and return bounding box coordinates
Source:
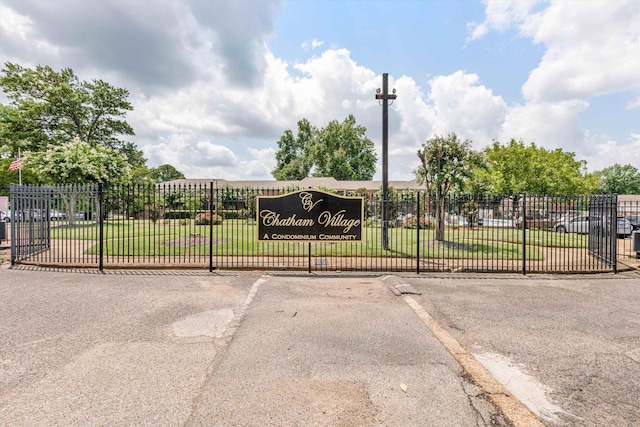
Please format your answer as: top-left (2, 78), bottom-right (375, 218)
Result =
top-left (50, 219), bottom-right (586, 260)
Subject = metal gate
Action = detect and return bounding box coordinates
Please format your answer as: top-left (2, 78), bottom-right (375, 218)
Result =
top-left (8, 184), bottom-right (619, 274)
top-left (587, 194), bottom-right (618, 273)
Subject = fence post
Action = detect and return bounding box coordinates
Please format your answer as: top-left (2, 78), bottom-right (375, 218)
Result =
top-left (10, 184), bottom-right (16, 265)
top-left (522, 193), bottom-right (527, 275)
top-left (98, 183), bottom-right (104, 271)
top-left (416, 191), bottom-right (421, 274)
top-left (612, 194), bottom-right (618, 274)
top-left (209, 182), bottom-right (214, 272)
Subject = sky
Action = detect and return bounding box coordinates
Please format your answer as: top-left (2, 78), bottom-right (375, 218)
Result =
top-left (0, 0), bottom-right (638, 181)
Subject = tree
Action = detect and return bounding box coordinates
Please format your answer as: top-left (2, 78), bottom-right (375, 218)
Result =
top-left (415, 133), bottom-right (481, 241)
top-left (272, 115), bottom-right (377, 181)
top-left (272, 118), bottom-right (314, 180)
top-left (471, 139), bottom-right (598, 195)
top-left (24, 137), bottom-right (130, 185)
top-left (0, 63), bottom-right (145, 171)
top-left (150, 164), bottom-right (186, 183)
top-left (596, 164), bottom-right (640, 194)
top-left (23, 137), bottom-right (131, 224)
top-left (312, 115), bottom-right (377, 180)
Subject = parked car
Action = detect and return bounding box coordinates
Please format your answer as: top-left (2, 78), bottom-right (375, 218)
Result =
top-left (616, 217), bottom-right (633, 237)
top-left (0, 210), bottom-right (23, 222)
top-left (555, 215), bottom-right (632, 238)
top-left (555, 215), bottom-right (592, 234)
top-left (49, 210), bottom-right (67, 220)
top-left (624, 215), bottom-right (640, 230)
top-left (75, 211), bottom-right (95, 220)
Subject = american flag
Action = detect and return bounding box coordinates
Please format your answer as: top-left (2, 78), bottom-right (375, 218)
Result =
top-left (8, 156), bottom-right (22, 171)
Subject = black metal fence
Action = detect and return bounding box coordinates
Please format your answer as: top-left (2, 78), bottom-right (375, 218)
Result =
top-left (7, 183), bottom-right (633, 273)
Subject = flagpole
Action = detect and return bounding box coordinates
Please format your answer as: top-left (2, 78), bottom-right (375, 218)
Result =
top-left (18, 148), bottom-right (21, 186)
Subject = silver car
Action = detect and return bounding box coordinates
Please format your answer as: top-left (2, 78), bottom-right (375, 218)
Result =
top-left (555, 215), bottom-right (632, 237)
top-left (554, 215), bottom-right (593, 234)
top-left (615, 217), bottom-right (633, 237)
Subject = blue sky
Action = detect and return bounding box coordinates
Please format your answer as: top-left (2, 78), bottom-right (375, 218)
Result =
top-left (269, 0), bottom-right (539, 100)
top-left (0, 0), bottom-right (638, 181)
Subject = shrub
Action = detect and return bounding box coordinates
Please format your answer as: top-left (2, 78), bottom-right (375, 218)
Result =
top-left (195, 211), bottom-right (222, 225)
top-left (220, 210), bottom-right (243, 219)
top-left (403, 216), bottom-right (434, 229)
top-left (163, 210), bottom-right (193, 219)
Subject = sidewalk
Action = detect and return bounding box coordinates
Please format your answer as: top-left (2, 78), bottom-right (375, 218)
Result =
top-left (0, 267), bottom-right (516, 426)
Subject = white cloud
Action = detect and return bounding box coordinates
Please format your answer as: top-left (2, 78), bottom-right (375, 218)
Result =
top-left (428, 71), bottom-right (507, 148)
top-left (0, 3), bottom-right (32, 39)
top-left (466, 0), bottom-right (541, 41)
top-left (242, 147), bottom-right (277, 178)
top-left (585, 133), bottom-right (640, 172)
top-left (500, 100), bottom-right (588, 151)
top-left (469, 0), bottom-right (640, 104)
top-left (522, 1), bottom-right (640, 103)
top-left (0, 3), bottom-right (60, 63)
top-left (301, 38), bottom-right (324, 51)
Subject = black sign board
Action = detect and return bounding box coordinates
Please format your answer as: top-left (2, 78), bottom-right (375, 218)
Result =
top-left (257, 190), bottom-right (363, 242)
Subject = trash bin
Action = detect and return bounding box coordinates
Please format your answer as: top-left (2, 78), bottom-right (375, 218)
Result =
top-left (632, 230), bottom-right (640, 253)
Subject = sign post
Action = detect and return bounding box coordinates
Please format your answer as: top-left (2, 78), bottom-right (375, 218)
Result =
top-left (376, 73), bottom-right (396, 250)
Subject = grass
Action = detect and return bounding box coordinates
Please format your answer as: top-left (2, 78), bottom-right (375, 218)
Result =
top-left (48, 218), bottom-right (586, 260)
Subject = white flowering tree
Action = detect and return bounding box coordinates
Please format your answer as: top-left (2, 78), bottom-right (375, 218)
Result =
top-left (24, 137), bottom-right (131, 223)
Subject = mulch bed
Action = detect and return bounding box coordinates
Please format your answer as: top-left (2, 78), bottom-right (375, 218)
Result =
top-left (424, 239), bottom-right (477, 251)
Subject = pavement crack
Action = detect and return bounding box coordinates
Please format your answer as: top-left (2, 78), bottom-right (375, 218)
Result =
top-left (182, 275), bottom-right (267, 427)
top-left (459, 370), bottom-right (515, 427)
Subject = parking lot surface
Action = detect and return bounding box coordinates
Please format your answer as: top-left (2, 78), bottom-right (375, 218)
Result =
top-left (1, 267), bottom-right (510, 426)
top-left (404, 272), bottom-right (640, 426)
top-left (1, 265), bottom-right (638, 426)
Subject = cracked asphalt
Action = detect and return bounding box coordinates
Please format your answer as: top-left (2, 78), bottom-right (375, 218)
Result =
top-left (3, 265), bottom-right (638, 426)
top-left (403, 272), bottom-right (640, 426)
top-left (1, 266), bottom-right (513, 426)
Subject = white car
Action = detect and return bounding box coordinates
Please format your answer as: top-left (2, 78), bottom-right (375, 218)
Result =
top-left (1, 210), bottom-right (18, 222)
top-left (555, 215), bottom-right (632, 238)
top-left (49, 210), bottom-right (67, 220)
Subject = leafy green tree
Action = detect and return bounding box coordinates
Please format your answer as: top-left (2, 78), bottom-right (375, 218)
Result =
top-left (24, 138), bottom-right (131, 223)
top-left (312, 115), bottom-right (377, 180)
top-left (272, 118), bottom-right (314, 180)
top-left (24, 138), bottom-right (130, 185)
top-left (312, 185), bottom-right (336, 194)
top-left (281, 184), bottom-right (301, 194)
top-left (0, 62), bottom-right (145, 172)
top-left (272, 115), bottom-right (377, 181)
top-left (415, 133), bottom-right (481, 241)
top-left (150, 164), bottom-right (186, 183)
top-left (595, 164), bottom-right (640, 194)
top-left (471, 139), bottom-right (598, 195)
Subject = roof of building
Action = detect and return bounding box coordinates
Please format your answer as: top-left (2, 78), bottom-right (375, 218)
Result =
top-left (161, 177), bottom-right (425, 192)
top-left (618, 194), bottom-right (640, 202)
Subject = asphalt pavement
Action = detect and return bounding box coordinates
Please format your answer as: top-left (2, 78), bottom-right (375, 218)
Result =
top-left (1, 265), bottom-right (639, 426)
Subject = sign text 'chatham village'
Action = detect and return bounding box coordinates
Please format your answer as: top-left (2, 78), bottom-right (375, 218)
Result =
top-left (256, 190), bottom-right (363, 242)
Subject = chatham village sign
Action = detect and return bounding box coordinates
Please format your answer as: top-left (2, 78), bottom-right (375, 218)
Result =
top-left (257, 190), bottom-right (363, 242)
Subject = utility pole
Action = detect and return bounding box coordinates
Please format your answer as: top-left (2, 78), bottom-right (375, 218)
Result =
top-left (376, 73), bottom-right (396, 250)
